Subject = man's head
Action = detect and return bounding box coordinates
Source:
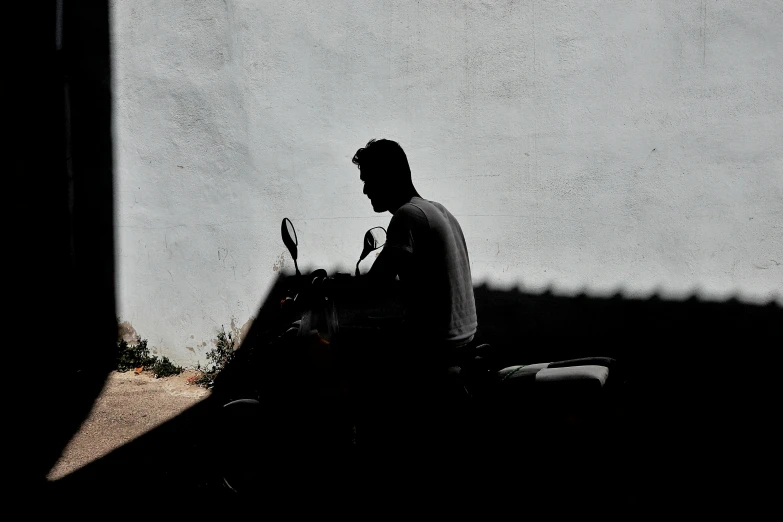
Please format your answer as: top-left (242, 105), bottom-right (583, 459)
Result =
top-left (352, 138), bottom-right (417, 213)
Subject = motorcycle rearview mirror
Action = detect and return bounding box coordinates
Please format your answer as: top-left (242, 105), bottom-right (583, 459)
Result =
top-left (281, 218), bottom-right (301, 277)
top-left (355, 226), bottom-right (387, 276)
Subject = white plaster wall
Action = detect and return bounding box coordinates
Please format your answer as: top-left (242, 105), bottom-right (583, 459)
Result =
top-left (112, 0), bottom-right (783, 365)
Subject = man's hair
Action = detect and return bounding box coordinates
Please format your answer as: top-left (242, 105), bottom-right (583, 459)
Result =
top-left (352, 138), bottom-right (412, 185)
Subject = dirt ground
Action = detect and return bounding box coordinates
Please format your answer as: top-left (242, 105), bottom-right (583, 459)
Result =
top-left (47, 370), bottom-right (211, 480)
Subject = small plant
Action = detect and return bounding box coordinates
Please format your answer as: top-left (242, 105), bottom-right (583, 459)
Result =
top-left (192, 325), bottom-right (238, 388)
top-left (116, 338), bottom-right (158, 373)
top-left (116, 320), bottom-right (183, 378)
top-left (152, 356), bottom-right (183, 378)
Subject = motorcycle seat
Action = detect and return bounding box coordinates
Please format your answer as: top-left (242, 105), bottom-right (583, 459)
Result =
top-left (496, 363), bottom-right (611, 400)
top-left (498, 356), bottom-right (614, 384)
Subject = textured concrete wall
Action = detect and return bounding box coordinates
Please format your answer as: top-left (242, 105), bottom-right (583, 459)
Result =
top-left (112, 0), bottom-right (782, 365)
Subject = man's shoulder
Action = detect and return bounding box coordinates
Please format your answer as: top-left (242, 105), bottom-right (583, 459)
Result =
top-left (393, 199), bottom-right (429, 221)
top-left (412, 197), bottom-right (454, 214)
top-left (408, 197), bottom-right (460, 225)
top-left (387, 200), bottom-right (430, 244)
top-left (405, 197), bottom-right (449, 216)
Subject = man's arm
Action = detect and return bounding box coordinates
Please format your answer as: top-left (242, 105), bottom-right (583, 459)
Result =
top-left (360, 203), bottom-right (419, 293)
top-left (366, 245), bottom-right (411, 287)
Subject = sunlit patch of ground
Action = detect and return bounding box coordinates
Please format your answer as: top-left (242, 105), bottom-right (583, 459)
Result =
top-left (47, 370), bottom-right (210, 480)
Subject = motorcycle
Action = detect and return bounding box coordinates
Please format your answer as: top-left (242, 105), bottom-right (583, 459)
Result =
top-left (218, 218), bottom-right (626, 506)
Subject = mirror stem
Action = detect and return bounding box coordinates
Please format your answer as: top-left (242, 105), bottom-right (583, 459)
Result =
top-left (294, 258), bottom-right (301, 277)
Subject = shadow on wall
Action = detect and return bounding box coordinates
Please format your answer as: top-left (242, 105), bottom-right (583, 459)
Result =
top-left (472, 283), bottom-right (782, 365)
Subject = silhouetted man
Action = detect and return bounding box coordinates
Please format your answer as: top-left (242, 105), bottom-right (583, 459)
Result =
top-left (353, 138), bottom-right (478, 353)
top-left (351, 138), bottom-right (477, 493)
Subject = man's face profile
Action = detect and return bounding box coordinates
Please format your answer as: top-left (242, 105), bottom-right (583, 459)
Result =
top-left (361, 169), bottom-right (389, 213)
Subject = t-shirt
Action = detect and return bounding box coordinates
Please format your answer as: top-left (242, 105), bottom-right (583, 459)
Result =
top-left (384, 197), bottom-right (478, 344)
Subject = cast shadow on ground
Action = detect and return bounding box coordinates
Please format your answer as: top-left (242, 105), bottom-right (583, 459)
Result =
top-left (46, 272), bottom-right (782, 513)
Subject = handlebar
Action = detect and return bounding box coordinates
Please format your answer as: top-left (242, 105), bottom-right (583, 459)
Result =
top-left (283, 271), bottom-right (362, 304)
top-left (280, 270), bottom-right (402, 336)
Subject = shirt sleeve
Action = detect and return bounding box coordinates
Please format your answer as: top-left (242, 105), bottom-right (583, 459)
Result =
top-left (385, 204), bottom-right (427, 254)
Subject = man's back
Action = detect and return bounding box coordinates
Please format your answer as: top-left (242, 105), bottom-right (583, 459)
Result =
top-left (384, 196), bottom-right (478, 345)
